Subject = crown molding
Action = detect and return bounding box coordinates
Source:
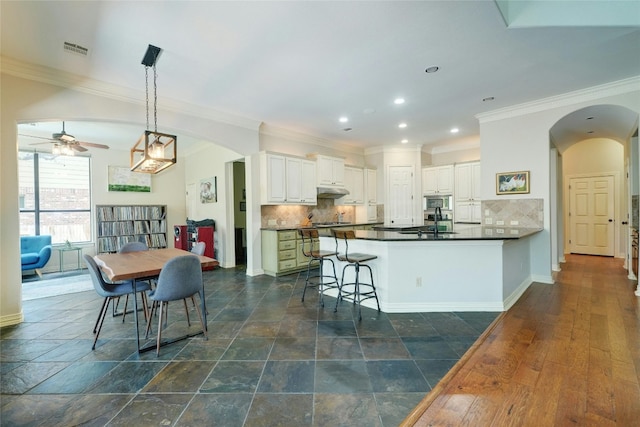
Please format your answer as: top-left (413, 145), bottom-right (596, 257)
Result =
top-left (427, 137), bottom-right (481, 155)
top-left (260, 123), bottom-right (363, 155)
top-left (1, 56), bottom-right (262, 131)
top-left (476, 76), bottom-right (640, 123)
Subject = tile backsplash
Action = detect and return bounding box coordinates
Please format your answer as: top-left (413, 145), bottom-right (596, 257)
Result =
top-left (261, 199), bottom-right (380, 227)
top-left (481, 198), bottom-right (544, 228)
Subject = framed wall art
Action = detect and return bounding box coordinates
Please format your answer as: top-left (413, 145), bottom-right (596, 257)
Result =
top-left (200, 177), bottom-right (217, 203)
top-left (496, 171), bottom-right (530, 195)
top-left (107, 166), bottom-right (151, 192)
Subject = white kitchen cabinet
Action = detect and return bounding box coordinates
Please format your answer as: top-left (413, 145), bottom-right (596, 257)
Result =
top-left (454, 162), bottom-right (481, 201)
top-left (260, 152), bottom-right (316, 205)
top-left (300, 159), bottom-right (317, 203)
top-left (454, 161), bottom-right (481, 223)
top-left (455, 201), bottom-right (482, 223)
top-left (366, 168), bottom-right (377, 204)
top-left (316, 155), bottom-right (345, 187)
top-left (422, 165), bottom-right (454, 195)
top-left (339, 166), bottom-right (364, 205)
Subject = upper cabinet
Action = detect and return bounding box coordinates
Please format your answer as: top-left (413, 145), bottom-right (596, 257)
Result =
top-left (454, 162), bottom-right (481, 201)
top-left (422, 165), bottom-right (454, 195)
top-left (316, 155), bottom-right (345, 187)
top-left (454, 161), bottom-right (481, 223)
top-left (260, 152), bottom-right (317, 205)
top-left (338, 166), bottom-right (364, 205)
top-left (366, 168), bottom-right (377, 204)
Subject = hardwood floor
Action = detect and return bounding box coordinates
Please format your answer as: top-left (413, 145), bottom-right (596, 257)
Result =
top-left (401, 254), bottom-right (640, 426)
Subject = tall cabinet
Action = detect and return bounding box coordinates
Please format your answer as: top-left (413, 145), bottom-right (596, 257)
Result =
top-left (96, 204), bottom-right (167, 253)
top-left (454, 162), bottom-right (482, 223)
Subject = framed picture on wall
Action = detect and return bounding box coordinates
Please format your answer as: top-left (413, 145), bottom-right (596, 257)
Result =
top-left (200, 177), bottom-right (217, 203)
top-left (496, 171), bottom-right (530, 195)
top-left (107, 166), bottom-right (151, 192)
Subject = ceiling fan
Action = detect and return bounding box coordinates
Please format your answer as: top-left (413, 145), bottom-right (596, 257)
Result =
top-left (22, 122), bottom-right (110, 154)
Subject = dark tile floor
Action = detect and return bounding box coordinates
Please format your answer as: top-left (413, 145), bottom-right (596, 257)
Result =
top-left (1, 267), bottom-right (498, 426)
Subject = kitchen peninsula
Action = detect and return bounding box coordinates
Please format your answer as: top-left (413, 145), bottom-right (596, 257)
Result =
top-left (315, 226), bottom-right (543, 314)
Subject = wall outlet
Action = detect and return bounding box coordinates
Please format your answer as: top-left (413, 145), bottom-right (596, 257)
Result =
top-left (485, 217), bottom-right (493, 225)
top-left (496, 220), bottom-right (505, 225)
top-left (416, 277), bottom-right (422, 287)
top-left (280, 220), bottom-right (287, 226)
top-left (510, 220), bottom-right (519, 226)
top-left (268, 219), bottom-right (277, 226)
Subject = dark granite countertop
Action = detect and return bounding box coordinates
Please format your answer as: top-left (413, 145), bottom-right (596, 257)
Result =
top-left (325, 226), bottom-right (543, 241)
top-left (261, 222), bottom-right (382, 231)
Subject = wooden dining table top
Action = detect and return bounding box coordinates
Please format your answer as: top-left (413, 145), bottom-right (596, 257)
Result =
top-left (94, 247), bottom-right (219, 282)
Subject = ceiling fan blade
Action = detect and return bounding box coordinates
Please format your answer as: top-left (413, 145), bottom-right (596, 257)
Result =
top-left (71, 144), bottom-right (88, 152)
top-left (19, 134), bottom-right (52, 141)
top-left (77, 141), bottom-right (110, 149)
top-left (28, 141), bottom-right (55, 146)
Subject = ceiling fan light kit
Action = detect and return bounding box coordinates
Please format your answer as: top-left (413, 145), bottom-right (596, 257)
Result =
top-left (25, 121), bottom-right (109, 155)
top-left (131, 44), bottom-right (177, 174)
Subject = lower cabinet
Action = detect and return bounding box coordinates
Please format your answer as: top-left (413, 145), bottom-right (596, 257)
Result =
top-left (262, 229), bottom-right (318, 276)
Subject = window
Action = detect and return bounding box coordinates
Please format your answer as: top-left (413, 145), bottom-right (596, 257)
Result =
top-left (18, 151), bottom-right (92, 244)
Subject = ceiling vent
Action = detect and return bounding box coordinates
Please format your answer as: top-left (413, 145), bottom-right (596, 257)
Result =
top-left (63, 41), bottom-right (89, 56)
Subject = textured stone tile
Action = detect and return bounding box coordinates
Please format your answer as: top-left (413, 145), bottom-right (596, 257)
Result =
top-left (366, 360), bottom-right (430, 393)
top-left (0, 394), bottom-right (134, 426)
top-left (1, 361), bottom-right (69, 394)
top-left (28, 361), bottom-right (119, 394)
top-left (107, 393), bottom-right (193, 426)
top-left (142, 360), bottom-right (216, 393)
top-left (221, 337), bottom-right (274, 360)
top-left (258, 360), bottom-right (315, 393)
top-left (269, 337), bottom-right (316, 360)
top-left (315, 360), bottom-right (372, 393)
top-left (176, 393), bottom-right (253, 427)
top-left (374, 392), bottom-right (427, 427)
top-left (316, 337), bottom-right (364, 360)
top-left (359, 338), bottom-right (411, 360)
top-left (244, 393), bottom-right (313, 427)
top-left (313, 393), bottom-right (381, 427)
top-left (200, 361), bottom-right (264, 393)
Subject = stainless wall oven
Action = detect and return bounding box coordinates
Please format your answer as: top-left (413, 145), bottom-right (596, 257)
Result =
top-left (424, 195), bottom-right (453, 231)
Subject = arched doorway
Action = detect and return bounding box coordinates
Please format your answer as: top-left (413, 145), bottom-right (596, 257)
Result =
top-left (549, 104), bottom-right (639, 274)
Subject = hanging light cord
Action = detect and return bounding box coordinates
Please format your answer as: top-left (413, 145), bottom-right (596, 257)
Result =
top-left (144, 63), bottom-right (158, 133)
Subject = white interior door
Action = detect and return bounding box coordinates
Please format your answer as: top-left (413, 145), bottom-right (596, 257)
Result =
top-left (569, 175), bottom-right (614, 256)
top-left (387, 165), bottom-right (414, 226)
top-left (186, 183), bottom-right (196, 219)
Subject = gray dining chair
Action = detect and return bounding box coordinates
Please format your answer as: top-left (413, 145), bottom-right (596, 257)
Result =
top-left (84, 254), bottom-right (152, 350)
top-left (144, 255), bottom-right (208, 356)
top-left (117, 241), bottom-right (150, 321)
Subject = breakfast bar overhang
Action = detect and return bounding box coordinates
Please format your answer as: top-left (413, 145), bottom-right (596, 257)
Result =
top-left (319, 227), bottom-right (543, 313)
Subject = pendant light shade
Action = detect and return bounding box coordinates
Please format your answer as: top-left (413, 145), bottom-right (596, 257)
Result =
top-left (130, 44), bottom-right (177, 174)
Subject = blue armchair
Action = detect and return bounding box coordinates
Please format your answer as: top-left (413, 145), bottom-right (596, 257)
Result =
top-left (21, 235), bottom-right (52, 278)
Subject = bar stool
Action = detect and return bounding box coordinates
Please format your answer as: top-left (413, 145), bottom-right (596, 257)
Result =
top-left (298, 228), bottom-right (339, 307)
top-left (332, 229), bottom-right (380, 320)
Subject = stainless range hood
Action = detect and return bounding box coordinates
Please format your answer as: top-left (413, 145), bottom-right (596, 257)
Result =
top-left (317, 186), bottom-right (349, 199)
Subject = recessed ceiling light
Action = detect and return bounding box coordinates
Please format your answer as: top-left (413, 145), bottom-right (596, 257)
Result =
top-left (425, 66), bottom-right (439, 73)
top-left (394, 98), bottom-right (405, 105)
top-left (401, 139), bottom-right (408, 144)
top-left (339, 117), bottom-right (349, 123)
top-left (398, 123), bottom-right (407, 129)
top-left (450, 128), bottom-right (459, 134)
top-left (482, 96), bottom-right (495, 102)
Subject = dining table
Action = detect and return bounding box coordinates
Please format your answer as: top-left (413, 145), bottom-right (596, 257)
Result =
top-left (94, 247), bottom-right (219, 353)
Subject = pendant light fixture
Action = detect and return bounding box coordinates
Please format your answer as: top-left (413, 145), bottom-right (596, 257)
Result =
top-left (130, 44), bottom-right (177, 174)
